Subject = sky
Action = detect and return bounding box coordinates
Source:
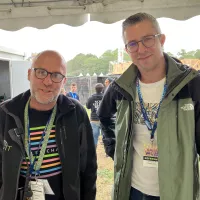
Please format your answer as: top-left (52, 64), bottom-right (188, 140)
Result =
top-left (0, 15), bottom-right (199, 62)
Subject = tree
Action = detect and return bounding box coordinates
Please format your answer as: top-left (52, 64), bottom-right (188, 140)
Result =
top-left (177, 49), bottom-right (195, 59)
top-left (67, 49), bottom-right (131, 76)
top-left (194, 49), bottom-right (200, 59)
top-left (166, 52), bottom-right (175, 57)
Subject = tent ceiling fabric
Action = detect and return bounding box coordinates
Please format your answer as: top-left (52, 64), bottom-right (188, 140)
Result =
top-left (0, 0), bottom-right (199, 30)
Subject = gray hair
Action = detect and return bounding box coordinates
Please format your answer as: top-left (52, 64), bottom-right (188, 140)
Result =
top-left (122, 12), bottom-right (162, 43)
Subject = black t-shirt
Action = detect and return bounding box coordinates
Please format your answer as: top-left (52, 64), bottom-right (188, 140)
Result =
top-left (18, 108), bottom-right (64, 200)
top-left (86, 93), bottom-right (103, 121)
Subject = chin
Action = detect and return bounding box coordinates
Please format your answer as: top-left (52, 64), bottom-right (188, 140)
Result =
top-left (35, 95), bottom-right (58, 105)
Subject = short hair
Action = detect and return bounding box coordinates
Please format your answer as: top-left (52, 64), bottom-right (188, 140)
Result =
top-left (122, 12), bottom-right (161, 43)
top-left (95, 83), bottom-right (104, 94)
top-left (71, 83), bottom-right (77, 87)
top-left (105, 77), bottom-right (114, 83)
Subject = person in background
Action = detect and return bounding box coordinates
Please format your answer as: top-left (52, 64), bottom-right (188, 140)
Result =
top-left (86, 83), bottom-right (104, 147)
top-left (66, 83), bottom-right (80, 101)
top-left (104, 77), bottom-right (114, 88)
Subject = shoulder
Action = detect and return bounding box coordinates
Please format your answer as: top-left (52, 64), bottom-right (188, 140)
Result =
top-left (58, 95), bottom-right (87, 124)
top-left (104, 81), bottom-right (128, 101)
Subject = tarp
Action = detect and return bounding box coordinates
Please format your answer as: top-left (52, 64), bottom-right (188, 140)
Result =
top-left (0, 0), bottom-right (199, 30)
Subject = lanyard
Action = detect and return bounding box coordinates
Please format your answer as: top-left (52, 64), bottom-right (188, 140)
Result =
top-left (24, 98), bottom-right (57, 176)
top-left (136, 77), bottom-right (167, 142)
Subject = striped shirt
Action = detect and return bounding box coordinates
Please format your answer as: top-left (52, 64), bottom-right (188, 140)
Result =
top-left (19, 108), bottom-right (64, 200)
top-left (20, 125), bottom-right (62, 178)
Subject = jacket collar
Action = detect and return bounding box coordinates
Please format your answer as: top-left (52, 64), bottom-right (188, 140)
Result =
top-left (115, 53), bottom-right (197, 96)
top-left (2, 90), bottom-right (75, 117)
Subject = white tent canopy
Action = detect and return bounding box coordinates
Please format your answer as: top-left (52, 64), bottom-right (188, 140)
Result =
top-left (0, 0), bottom-right (200, 30)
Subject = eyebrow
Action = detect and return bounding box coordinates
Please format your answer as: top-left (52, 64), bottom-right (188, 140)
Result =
top-left (35, 67), bottom-right (64, 74)
top-left (127, 34), bottom-right (157, 44)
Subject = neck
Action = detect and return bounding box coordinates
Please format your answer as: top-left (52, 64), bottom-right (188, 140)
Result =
top-left (139, 58), bottom-right (166, 84)
top-left (29, 97), bottom-right (56, 111)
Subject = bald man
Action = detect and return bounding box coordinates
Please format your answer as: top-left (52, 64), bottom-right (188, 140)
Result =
top-left (0, 50), bottom-right (97, 200)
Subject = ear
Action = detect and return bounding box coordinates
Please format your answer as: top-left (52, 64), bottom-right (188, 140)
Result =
top-left (28, 68), bottom-right (31, 81)
top-left (62, 77), bottom-right (67, 86)
top-left (125, 47), bottom-right (130, 55)
top-left (160, 34), bottom-right (166, 47)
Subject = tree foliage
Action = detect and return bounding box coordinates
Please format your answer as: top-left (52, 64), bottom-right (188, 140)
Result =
top-left (66, 49), bottom-right (200, 76)
top-left (67, 49), bottom-right (131, 76)
top-left (176, 49), bottom-right (200, 59)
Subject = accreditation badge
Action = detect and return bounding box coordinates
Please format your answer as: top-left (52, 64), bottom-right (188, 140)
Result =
top-left (29, 180), bottom-right (45, 200)
top-left (143, 143), bottom-right (158, 168)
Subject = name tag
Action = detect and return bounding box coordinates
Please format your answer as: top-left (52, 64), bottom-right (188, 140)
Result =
top-left (37, 179), bottom-right (55, 195)
top-left (29, 181), bottom-right (45, 200)
top-left (143, 143), bottom-right (158, 168)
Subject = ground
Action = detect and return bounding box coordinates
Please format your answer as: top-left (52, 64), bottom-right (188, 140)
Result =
top-left (85, 106), bottom-right (114, 200)
top-left (96, 137), bottom-right (114, 200)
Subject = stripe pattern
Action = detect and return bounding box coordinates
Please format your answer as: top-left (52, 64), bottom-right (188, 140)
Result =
top-left (20, 125), bottom-right (62, 178)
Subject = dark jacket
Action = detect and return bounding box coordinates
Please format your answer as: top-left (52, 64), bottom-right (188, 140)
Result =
top-left (0, 90), bottom-right (97, 200)
top-left (97, 54), bottom-right (200, 200)
top-left (86, 93), bottom-right (103, 121)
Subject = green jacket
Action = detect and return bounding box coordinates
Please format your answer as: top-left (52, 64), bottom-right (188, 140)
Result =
top-left (98, 54), bottom-right (200, 200)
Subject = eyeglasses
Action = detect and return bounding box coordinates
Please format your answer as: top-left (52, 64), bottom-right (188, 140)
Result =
top-left (33, 68), bottom-right (65, 83)
top-left (125, 34), bottom-right (161, 53)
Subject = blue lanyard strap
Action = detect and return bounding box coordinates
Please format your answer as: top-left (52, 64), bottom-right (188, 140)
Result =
top-left (136, 77), bottom-right (167, 141)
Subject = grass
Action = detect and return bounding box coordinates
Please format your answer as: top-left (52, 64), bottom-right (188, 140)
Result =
top-left (96, 138), bottom-right (114, 200)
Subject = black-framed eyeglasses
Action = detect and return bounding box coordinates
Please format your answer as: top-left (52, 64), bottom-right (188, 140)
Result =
top-left (33, 68), bottom-right (66, 83)
top-left (125, 34), bottom-right (161, 53)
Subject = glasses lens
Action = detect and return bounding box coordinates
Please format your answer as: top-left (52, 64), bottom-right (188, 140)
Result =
top-left (143, 36), bottom-right (155, 48)
top-left (35, 68), bottom-right (47, 79)
top-left (127, 41), bottom-right (138, 53)
top-left (51, 73), bottom-right (64, 83)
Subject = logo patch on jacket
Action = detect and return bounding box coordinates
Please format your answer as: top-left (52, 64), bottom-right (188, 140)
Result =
top-left (181, 104), bottom-right (194, 111)
top-left (3, 140), bottom-right (12, 151)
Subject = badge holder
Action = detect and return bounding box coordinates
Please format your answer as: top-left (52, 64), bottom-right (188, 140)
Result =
top-left (29, 180), bottom-right (45, 200)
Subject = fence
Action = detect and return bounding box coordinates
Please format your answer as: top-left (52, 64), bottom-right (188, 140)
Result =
top-left (65, 76), bottom-right (117, 105)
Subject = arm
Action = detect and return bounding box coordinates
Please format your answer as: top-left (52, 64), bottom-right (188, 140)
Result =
top-left (86, 97), bottom-right (92, 109)
top-left (189, 74), bottom-right (200, 154)
top-left (195, 101), bottom-right (200, 154)
top-left (80, 108), bottom-right (97, 200)
top-left (97, 84), bottom-right (117, 159)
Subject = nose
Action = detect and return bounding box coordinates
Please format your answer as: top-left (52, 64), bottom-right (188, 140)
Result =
top-left (137, 41), bottom-right (148, 54)
top-left (43, 74), bottom-right (53, 86)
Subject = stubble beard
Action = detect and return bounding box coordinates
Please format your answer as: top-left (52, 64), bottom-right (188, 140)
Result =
top-left (30, 88), bottom-right (58, 105)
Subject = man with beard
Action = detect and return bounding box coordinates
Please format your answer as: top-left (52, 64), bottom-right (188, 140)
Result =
top-left (0, 50), bottom-right (97, 200)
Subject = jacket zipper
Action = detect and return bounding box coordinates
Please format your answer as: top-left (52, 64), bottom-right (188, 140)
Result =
top-left (112, 82), bottom-right (133, 199)
top-left (54, 115), bottom-right (66, 200)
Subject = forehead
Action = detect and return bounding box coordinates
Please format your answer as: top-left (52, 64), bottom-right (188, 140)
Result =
top-left (33, 53), bottom-right (66, 74)
top-left (124, 20), bottom-right (157, 43)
